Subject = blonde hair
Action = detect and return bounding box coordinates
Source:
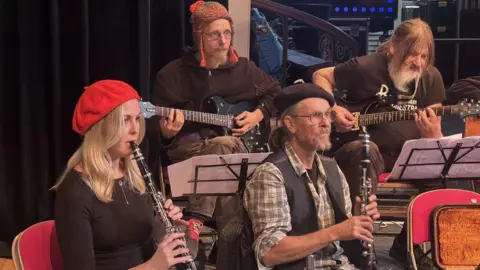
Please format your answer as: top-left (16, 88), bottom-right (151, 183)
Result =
top-left (52, 104), bottom-right (146, 203)
top-left (377, 18), bottom-right (435, 68)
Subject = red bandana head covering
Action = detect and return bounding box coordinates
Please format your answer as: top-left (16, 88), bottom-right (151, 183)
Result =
top-left (72, 80), bottom-right (140, 136)
top-left (189, 0), bottom-right (239, 67)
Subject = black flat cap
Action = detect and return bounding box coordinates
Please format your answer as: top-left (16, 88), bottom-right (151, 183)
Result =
top-left (274, 82), bottom-right (335, 115)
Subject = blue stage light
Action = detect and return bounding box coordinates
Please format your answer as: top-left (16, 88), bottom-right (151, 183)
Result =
top-left (335, 6), bottom-right (340, 12)
top-left (361, 7), bottom-right (366, 12)
top-left (379, 7), bottom-right (384, 12)
top-left (388, 0), bottom-right (393, 3)
top-left (344, 7), bottom-right (349, 12)
top-left (352, 7), bottom-right (358, 12)
top-left (370, 7), bottom-right (375, 12)
top-left (388, 7), bottom-right (393, 12)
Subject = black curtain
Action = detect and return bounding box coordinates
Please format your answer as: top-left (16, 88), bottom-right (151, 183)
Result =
top-left (0, 0), bottom-right (185, 256)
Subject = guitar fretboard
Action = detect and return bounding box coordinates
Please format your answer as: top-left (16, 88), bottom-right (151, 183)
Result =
top-left (358, 105), bottom-right (458, 126)
top-left (155, 107), bottom-right (232, 128)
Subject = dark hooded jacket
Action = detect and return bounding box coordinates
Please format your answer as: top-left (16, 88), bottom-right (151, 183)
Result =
top-left (447, 76), bottom-right (480, 104)
top-left (151, 47), bottom-right (280, 148)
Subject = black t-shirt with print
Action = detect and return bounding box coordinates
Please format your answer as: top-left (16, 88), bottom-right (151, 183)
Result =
top-left (333, 52), bottom-right (445, 170)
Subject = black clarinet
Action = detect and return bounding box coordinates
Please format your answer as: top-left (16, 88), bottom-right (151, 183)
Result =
top-left (359, 132), bottom-right (376, 270)
top-left (130, 142), bottom-right (197, 270)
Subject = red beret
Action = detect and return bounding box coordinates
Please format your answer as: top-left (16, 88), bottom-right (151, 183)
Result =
top-left (72, 80), bottom-right (140, 135)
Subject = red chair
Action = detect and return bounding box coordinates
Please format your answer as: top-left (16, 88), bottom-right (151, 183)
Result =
top-left (11, 220), bottom-right (63, 270)
top-left (378, 172), bottom-right (390, 184)
top-left (407, 189), bottom-right (480, 270)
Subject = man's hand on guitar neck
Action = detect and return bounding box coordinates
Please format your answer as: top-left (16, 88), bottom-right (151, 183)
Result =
top-left (232, 109), bottom-right (264, 136)
top-left (333, 105), bottom-right (356, 132)
top-left (160, 109), bottom-right (185, 139)
top-left (414, 107), bottom-right (443, 139)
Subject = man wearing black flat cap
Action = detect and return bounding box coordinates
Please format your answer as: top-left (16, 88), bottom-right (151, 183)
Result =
top-left (242, 82), bottom-right (380, 270)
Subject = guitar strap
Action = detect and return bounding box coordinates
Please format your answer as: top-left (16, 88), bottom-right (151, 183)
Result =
top-left (418, 76), bottom-right (428, 108)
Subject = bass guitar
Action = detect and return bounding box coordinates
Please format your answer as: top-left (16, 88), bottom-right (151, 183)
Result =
top-left (329, 99), bottom-right (480, 154)
top-left (140, 96), bottom-right (277, 153)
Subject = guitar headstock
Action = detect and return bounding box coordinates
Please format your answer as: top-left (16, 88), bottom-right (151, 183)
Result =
top-left (139, 101), bottom-right (156, 119)
top-left (454, 99), bottom-right (480, 118)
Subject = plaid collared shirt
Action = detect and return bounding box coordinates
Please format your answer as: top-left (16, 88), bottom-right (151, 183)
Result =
top-left (243, 143), bottom-right (356, 270)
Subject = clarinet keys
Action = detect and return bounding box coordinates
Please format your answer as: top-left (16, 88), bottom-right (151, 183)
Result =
top-left (358, 132), bottom-right (376, 270)
top-left (129, 142), bottom-right (197, 270)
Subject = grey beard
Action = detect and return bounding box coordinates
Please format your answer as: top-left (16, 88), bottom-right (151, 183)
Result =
top-left (316, 141), bottom-right (332, 152)
top-left (388, 64), bottom-right (419, 92)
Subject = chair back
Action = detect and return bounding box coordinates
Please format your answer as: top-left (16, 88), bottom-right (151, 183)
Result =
top-left (11, 220), bottom-right (63, 270)
top-left (408, 189), bottom-right (480, 245)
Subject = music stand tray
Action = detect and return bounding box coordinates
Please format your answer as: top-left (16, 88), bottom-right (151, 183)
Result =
top-left (167, 153), bottom-right (271, 198)
top-left (387, 134), bottom-right (480, 187)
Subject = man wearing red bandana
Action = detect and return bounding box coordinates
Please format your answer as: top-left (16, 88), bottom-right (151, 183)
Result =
top-left (151, 1), bottom-right (280, 269)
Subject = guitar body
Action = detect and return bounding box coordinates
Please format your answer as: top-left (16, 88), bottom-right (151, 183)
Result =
top-left (205, 96), bottom-right (271, 153)
top-left (465, 115), bottom-right (480, 137)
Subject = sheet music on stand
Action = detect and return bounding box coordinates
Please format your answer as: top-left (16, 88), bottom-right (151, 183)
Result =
top-left (387, 134), bottom-right (480, 185)
top-left (167, 152), bottom-right (271, 197)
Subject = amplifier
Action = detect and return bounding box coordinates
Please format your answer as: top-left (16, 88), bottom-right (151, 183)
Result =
top-left (416, 0), bottom-right (458, 86)
top-left (329, 18), bottom-right (370, 56)
top-left (401, 5), bottom-right (421, 21)
top-left (273, 0), bottom-right (398, 20)
top-left (459, 9), bottom-right (480, 79)
top-left (417, 0), bottom-right (457, 38)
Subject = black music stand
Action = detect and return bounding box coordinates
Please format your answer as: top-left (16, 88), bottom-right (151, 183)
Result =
top-left (167, 153), bottom-right (271, 198)
top-left (387, 136), bottom-right (480, 187)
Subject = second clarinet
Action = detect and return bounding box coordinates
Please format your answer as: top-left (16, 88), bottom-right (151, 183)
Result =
top-left (130, 142), bottom-right (197, 270)
top-left (359, 132), bottom-right (376, 270)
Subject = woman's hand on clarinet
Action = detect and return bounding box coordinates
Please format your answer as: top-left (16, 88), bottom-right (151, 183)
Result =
top-left (149, 232), bottom-right (192, 269)
top-left (164, 199), bottom-right (188, 226)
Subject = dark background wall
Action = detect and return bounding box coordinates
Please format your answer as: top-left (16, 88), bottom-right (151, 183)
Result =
top-left (0, 0), bottom-right (221, 254)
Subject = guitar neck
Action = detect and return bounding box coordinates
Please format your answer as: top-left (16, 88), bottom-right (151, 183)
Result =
top-left (357, 105), bottom-right (457, 126)
top-left (154, 106), bottom-right (232, 128)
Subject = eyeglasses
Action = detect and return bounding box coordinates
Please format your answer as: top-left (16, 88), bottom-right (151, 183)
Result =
top-left (203, 30), bottom-right (232, 41)
top-left (291, 111), bottom-right (336, 124)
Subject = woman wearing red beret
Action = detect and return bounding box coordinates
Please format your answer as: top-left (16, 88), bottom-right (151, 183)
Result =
top-left (52, 80), bottom-right (191, 270)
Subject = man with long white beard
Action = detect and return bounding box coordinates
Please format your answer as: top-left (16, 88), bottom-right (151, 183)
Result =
top-left (312, 18), bottom-right (445, 267)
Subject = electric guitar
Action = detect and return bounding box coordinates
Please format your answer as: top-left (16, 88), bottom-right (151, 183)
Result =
top-left (140, 96), bottom-right (278, 153)
top-left (329, 98), bottom-right (480, 154)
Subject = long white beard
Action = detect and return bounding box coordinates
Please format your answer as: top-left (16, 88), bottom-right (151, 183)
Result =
top-left (389, 64), bottom-right (421, 92)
